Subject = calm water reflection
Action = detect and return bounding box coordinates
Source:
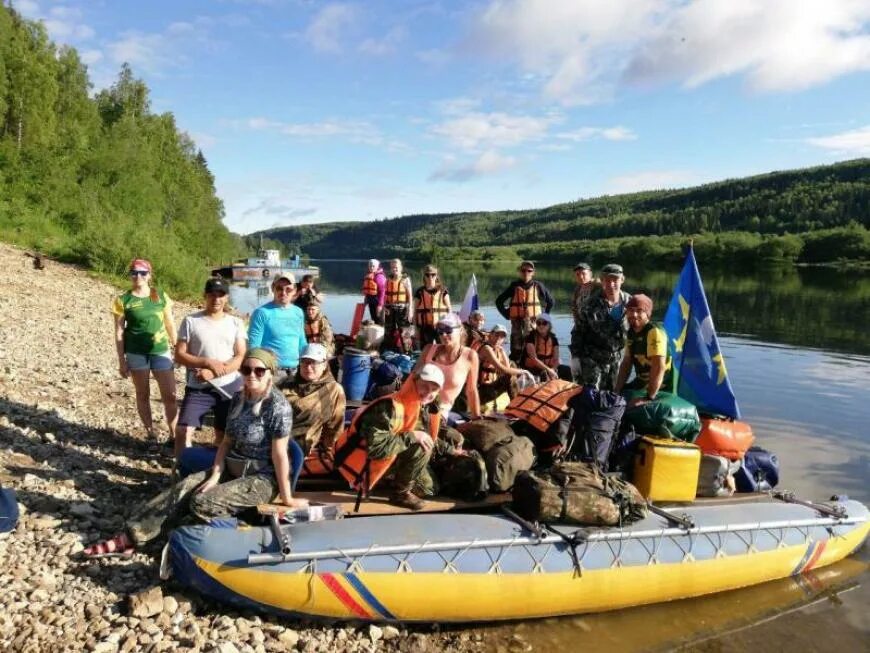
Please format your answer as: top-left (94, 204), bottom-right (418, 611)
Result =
top-left (229, 260), bottom-right (869, 651)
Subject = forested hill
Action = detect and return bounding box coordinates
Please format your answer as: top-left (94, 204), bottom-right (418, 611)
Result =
top-left (258, 159), bottom-right (870, 266)
top-left (0, 5), bottom-right (243, 297)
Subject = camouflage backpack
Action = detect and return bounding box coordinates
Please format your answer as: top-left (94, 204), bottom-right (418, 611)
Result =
top-left (430, 450), bottom-right (489, 501)
top-left (512, 461), bottom-right (647, 526)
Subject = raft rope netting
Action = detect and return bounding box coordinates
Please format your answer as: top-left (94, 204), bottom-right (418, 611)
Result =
top-left (243, 513), bottom-right (866, 575)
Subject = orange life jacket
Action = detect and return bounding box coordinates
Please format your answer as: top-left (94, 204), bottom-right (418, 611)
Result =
top-left (362, 272), bottom-right (378, 296)
top-left (509, 283), bottom-right (541, 320)
top-left (414, 288), bottom-right (449, 327)
top-left (332, 380), bottom-right (440, 493)
top-left (532, 333), bottom-right (555, 361)
top-left (305, 317), bottom-right (321, 343)
top-left (504, 379), bottom-right (583, 433)
top-left (385, 275), bottom-right (409, 304)
top-left (479, 345), bottom-right (509, 386)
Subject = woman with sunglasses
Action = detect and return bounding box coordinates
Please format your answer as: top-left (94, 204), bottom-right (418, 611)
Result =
top-left (83, 348), bottom-right (305, 558)
top-left (522, 314), bottom-right (560, 381)
top-left (413, 264), bottom-right (452, 347)
top-left (111, 258), bottom-right (178, 442)
top-left (415, 313), bottom-right (481, 420)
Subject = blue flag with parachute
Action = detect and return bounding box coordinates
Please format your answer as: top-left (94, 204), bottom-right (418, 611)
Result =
top-left (663, 245), bottom-right (741, 419)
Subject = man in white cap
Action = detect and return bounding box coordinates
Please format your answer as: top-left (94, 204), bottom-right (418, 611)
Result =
top-left (334, 363), bottom-right (452, 510)
top-left (282, 343), bottom-right (346, 456)
top-left (361, 259), bottom-right (386, 325)
top-left (248, 273), bottom-right (307, 386)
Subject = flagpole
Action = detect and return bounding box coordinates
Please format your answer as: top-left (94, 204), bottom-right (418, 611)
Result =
top-left (674, 239), bottom-right (694, 398)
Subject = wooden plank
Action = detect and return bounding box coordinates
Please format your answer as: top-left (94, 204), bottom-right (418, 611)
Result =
top-left (258, 491), bottom-right (510, 517)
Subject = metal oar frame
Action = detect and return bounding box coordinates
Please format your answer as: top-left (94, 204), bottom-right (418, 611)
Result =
top-left (249, 495), bottom-right (863, 572)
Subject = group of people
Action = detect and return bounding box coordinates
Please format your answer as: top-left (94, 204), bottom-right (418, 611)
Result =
top-left (85, 254), bottom-right (672, 556)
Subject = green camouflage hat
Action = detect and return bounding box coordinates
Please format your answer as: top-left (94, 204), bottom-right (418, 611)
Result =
top-left (600, 263), bottom-right (624, 277)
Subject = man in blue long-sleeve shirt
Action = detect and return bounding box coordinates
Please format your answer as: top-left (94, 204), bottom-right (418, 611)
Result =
top-left (247, 273), bottom-right (307, 387)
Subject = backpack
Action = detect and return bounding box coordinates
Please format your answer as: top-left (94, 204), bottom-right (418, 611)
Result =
top-left (734, 446), bottom-right (780, 492)
top-left (696, 454), bottom-right (739, 497)
top-left (512, 461), bottom-right (648, 526)
top-left (485, 435), bottom-right (536, 492)
top-left (457, 418), bottom-right (516, 453)
top-left (430, 450), bottom-right (489, 501)
top-left (567, 387), bottom-right (626, 469)
top-left (622, 390), bottom-right (701, 442)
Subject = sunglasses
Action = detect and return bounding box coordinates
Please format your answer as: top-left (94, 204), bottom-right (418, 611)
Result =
top-left (129, 270), bottom-right (149, 277)
top-left (240, 365), bottom-right (269, 378)
top-left (436, 326), bottom-right (454, 336)
top-left (425, 273), bottom-right (437, 277)
top-left (536, 320), bottom-right (549, 326)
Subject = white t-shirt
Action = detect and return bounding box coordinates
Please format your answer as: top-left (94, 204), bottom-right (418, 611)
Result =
top-left (177, 311), bottom-right (247, 389)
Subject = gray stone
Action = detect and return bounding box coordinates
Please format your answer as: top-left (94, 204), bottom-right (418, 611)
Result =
top-left (383, 625), bottom-right (400, 641)
top-left (69, 502), bottom-right (96, 517)
top-left (162, 595), bottom-right (179, 615)
top-left (129, 586), bottom-right (164, 618)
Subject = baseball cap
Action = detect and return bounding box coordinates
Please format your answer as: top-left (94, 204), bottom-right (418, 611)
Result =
top-left (300, 343), bottom-right (328, 363)
top-left (368, 259), bottom-right (379, 268)
top-left (491, 323), bottom-right (508, 335)
top-left (204, 277), bottom-right (228, 294)
top-left (519, 260), bottom-right (535, 271)
top-left (573, 262), bottom-right (591, 272)
top-left (436, 313), bottom-right (462, 329)
top-left (272, 272), bottom-right (296, 285)
top-left (416, 363), bottom-right (445, 388)
top-left (600, 263), bottom-right (624, 277)
top-left (536, 314), bottom-right (552, 324)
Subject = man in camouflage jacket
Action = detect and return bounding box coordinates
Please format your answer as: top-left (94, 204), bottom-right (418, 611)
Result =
top-left (574, 264), bottom-right (631, 390)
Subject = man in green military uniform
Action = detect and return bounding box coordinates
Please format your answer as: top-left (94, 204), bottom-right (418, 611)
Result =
top-left (574, 263), bottom-right (631, 390)
top-left (341, 364), bottom-right (458, 510)
top-left (615, 293), bottom-right (673, 406)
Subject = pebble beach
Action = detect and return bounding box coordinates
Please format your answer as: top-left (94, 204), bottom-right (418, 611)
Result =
top-left (0, 243), bottom-right (487, 653)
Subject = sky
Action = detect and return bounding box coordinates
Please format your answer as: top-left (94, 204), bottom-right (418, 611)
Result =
top-left (15, 0), bottom-right (870, 235)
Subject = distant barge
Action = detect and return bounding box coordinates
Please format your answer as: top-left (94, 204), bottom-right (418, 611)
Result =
top-left (211, 249), bottom-right (319, 281)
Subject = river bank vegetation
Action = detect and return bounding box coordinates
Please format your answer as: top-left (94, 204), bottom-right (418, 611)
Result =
top-left (262, 159), bottom-right (870, 268)
top-left (0, 6), bottom-right (242, 298)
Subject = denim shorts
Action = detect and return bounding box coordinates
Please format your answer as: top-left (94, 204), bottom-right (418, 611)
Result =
top-left (126, 351), bottom-right (174, 371)
top-left (178, 386), bottom-right (235, 430)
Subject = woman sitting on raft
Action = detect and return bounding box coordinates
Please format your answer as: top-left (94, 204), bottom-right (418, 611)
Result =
top-left (83, 348), bottom-right (305, 557)
top-left (521, 313), bottom-right (560, 381)
top-left (415, 313), bottom-right (481, 421)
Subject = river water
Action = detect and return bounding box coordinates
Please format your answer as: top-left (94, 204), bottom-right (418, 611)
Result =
top-left (229, 259), bottom-right (870, 651)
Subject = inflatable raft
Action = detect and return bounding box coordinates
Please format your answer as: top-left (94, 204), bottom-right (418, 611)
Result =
top-left (168, 496), bottom-right (869, 623)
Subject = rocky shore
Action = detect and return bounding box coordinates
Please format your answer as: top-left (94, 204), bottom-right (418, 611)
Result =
top-left (0, 243), bottom-right (488, 653)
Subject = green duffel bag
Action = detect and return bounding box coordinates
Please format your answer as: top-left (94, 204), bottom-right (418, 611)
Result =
top-left (512, 461), bottom-right (647, 526)
top-left (485, 435), bottom-right (535, 492)
top-left (622, 390), bottom-right (701, 442)
top-left (456, 417), bottom-right (516, 454)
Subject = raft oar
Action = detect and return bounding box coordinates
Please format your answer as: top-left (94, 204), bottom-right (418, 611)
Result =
top-left (773, 491), bottom-right (848, 519)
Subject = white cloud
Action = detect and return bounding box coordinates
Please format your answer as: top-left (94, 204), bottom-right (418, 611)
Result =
top-left (106, 31), bottom-right (176, 75)
top-left (605, 169), bottom-right (695, 194)
top-left (244, 116), bottom-right (387, 147)
top-left (17, 2), bottom-right (95, 42)
top-left (304, 3), bottom-right (358, 54)
top-left (472, 0), bottom-right (870, 104)
top-left (558, 126), bottom-right (637, 142)
top-left (806, 125), bottom-right (870, 156)
top-left (80, 49), bottom-right (103, 65)
top-left (242, 198), bottom-right (318, 222)
top-left (429, 150), bottom-right (517, 183)
top-left (431, 111), bottom-right (557, 150)
top-left (359, 26), bottom-right (406, 56)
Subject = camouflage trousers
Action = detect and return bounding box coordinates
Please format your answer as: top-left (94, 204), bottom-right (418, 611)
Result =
top-left (577, 353), bottom-right (624, 392)
top-left (127, 470), bottom-right (278, 546)
top-left (509, 317), bottom-right (536, 362)
top-left (367, 432), bottom-right (454, 496)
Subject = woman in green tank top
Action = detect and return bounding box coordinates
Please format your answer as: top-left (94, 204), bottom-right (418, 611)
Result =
top-left (111, 258), bottom-right (178, 442)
